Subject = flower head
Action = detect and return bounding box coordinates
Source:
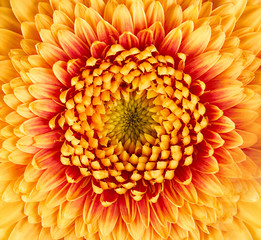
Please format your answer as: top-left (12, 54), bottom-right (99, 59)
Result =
top-left (1, 0), bottom-right (261, 239)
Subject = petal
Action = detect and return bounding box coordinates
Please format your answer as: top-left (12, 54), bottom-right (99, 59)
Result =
top-left (21, 117), bottom-right (51, 136)
top-left (119, 32), bottom-right (139, 49)
top-left (149, 22), bottom-right (165, 48)
top-left (8, 149), bottom-right (32, 165)
top-left (192, 172), bottom-right (224, 197)
top-left (137, 29), bottom-right (153, 50)
top-left (180, 25), bottom-right (211, 57)
top-left (104, 0), bottom-right (119, 23)
top-left (174, 166), bottom-right (192, 185)
top-left (58, 30), bottom-right (90, 59)
top-left (36, 42), bottom-right (69, 66)
top-left (221, 130), bottom-right (244, 149)
top-left (9, 219), bottom-right (41, 240)
top-left (126, 211), bottom-right (145, 240)
top-left (84, 194), bottom-right (104, 224)
top-left (33, 130), bottom-right (62, 149)
top-left (0, 29), bottom-right (23, 56)
top-left (200, 53), bottom-right (234, 83)
top-left (192, 155), bottom-right (219, 174)
top-left (98, 203), bottom-right (119, 236)
top-left (28, 67), bottom-right (62, 86)
top-left (97, 20), bottom-right (119, 45)
top-left (66, 178), bottom-right (92, 201)
top-left (112, 4), bottom-right (134, 34)
top-left (237, 199), bottom-right (261, 228)
top-left (224, 109), bottom-right (258, 128)
top-left (32, 148), bottom-right (60, 170)
top-left (52, 61), bottom-right (72, 87)
top-left (75, 17), bottom-right (98, 47)
top-left (119, 193), bottom-right (137, 224)
top-left (165, 4), bottom-right (183, 33)
top-left (30, 99), bottom-right (63, 119)
top-left (146, 1), bottom-right (164, 26)
top-left (90, 41), bottom-right (108, 58)
top-left (209, 115), bottom-right (235, 133)
top-left (36, 165), bottom-right (67, 192)
top-left (239, 32), bottom-right (261, 55)
top-left (129, 0), bottom-right (147, 34)
top-left (29, 83), bottom-right (61, 99)
top-left (0, 7), bottom-right (21, 33)
top-left (185, 51), bottom-right (220, 80)
top-left (159, 28), bottom-right (182, 56)
top-left (172, 181), bottom-right (198, 204)
top-left (10, 0), bottom-right (39, 22)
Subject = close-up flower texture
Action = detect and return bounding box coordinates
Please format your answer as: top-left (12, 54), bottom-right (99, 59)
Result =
top-left (0, 0), bottom-right (261, 239)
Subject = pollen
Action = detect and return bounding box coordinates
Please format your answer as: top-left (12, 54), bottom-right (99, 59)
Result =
top-left (52, 45), bottom-right (208, 199)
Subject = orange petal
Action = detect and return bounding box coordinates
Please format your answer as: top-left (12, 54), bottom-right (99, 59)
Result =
top-left (58, 30), bottom-right (90, 59)
top-left (149, 22), bottom-right (165, 48)
top-left (239, 32), bottom-right (261, 55)
top-left (206, 31), bottom-right (226, 51)
top-left (75, 17), bottom-right (98, 47)
top-left (174, 166), bottom-right (192, 185)
top-left (146, 1), bottom-right (164, 26)
top-left (9, 219), bottom-right (41, 240)
top-left (150, 207), bottom-right (170, 239)
top-left (21, 117), bottom-right (51, 136)
top-left (0, 29), bottom-right (23, 56)
top-left (33, 130), bottom-right (62, 149)
top-left (119, 32), bottom-right (139, 49)
top-left (192, 155), bottom-right (219, 174)
top-left (66, 178), bottom-right (92, 201)
top-left (36, 165), bottom-right (67, 192)
top-left (29, 83), bottom-right (61, 99)
top-left (224, 109), bottom-right (258, 128)
top-left (8, 149), bottom-right (32, 165)
top-left (209, 115), bottom-right (235, 133)
top-left (214, 147), bottom-right (234, 165)
top-left (104, 0), bottom-right (119, 23)
top-left (172, 181), bottom-right (198, 204)
top-left (164, 182), bottom-right (184, 207)
top-left (28, 67), bottom-right (62, 86)
top-left (84, 194), bottom-right (104, 224)
top-left (159, 28), bottom-right (182, 56)
top-left (221, 130), bottom-right (244, 149)
top-left (29, 99), bottom-right (64, 119)
top-left (192, 172), bottom-right (223, 197)
top-left (98, 202), bottom-right (119, 236)
top-left (129, 0), bottom-right (147, 34)
top-left (52, 61), bottom-right (72, 87)
top-left (0, 162), bottom-right (24, 181)
top-left (97, 20), bottom-right (119, 45)
top-left (32, 148), bottom-right (61, 170)
top-left (126, 211), bottom-right (145, 240)
top-left (176, 203), bottom-right (195, 231)
top-left (137, 195), bottom-right (150, 228)
top-left (119, 193), bottom-right (137, 224)
top-left (203, 129), bottom-right (225, 149)
top-left (180, 25), bottom-right (211, 57)
top-left (112, 4), bottom-right (134, 34)
top-left (36, 42), bottom-right (69, 66)
top-left (90, 41), bottom-right (108, 58)
top-left (185, 51), bottom-right (220, 80)
top-left (10, 0), bottom-right (39, 22)
top-left (137, 29), bottom-right (153, 50)
top-left (165, 4), bottom-right (183, 33)
top-left (200, 53), bottom-right (234, 83)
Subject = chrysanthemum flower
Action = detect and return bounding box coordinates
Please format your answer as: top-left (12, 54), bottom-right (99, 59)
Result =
top-left (1, 0), bottom-right (261, 239)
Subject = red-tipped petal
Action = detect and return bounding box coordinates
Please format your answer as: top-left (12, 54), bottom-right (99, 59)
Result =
top-left (97, 20), bottom-right (119, 45)
top-left (112, 4), bottom-right (134, 34)
top-left (58, 30), bottom-right (90, 59)
top-left (74, 17), bottom-right (98, 47)
top-left (159, 28), bottom-right (182, 57)
top-left (180, 25), bottom-right (211, 57)
top-left (119, 32), bottom-right (139, 49)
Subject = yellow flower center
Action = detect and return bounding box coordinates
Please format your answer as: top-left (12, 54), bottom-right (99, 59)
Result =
top-left (52, 44), bottom-right (208, 198)
top-left (105, 92), bottom-right (157, 152)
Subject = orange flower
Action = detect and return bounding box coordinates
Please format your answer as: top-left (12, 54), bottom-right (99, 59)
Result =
top-left (1, 0), bottom-right (261, 239)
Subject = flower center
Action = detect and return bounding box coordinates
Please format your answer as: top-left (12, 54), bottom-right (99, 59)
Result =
top-left (104, 92), bottom-right (157, 153)
top-left (53, 45), bottom-right (208, 199)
